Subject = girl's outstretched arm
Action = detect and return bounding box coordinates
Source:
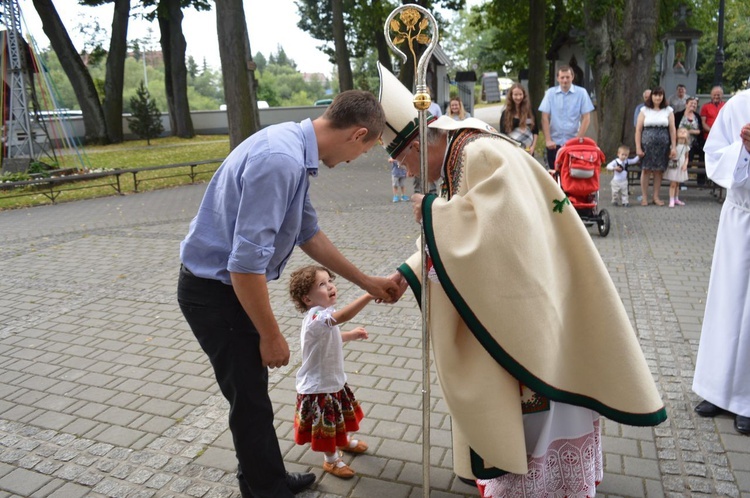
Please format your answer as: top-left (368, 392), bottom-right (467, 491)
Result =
top-left (332, 293), bottom-right (373, 325)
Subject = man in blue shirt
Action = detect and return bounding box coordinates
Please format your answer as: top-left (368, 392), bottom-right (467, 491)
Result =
top-left (539, 65), bottom-right (595, 170)
top-left (177, 90), bottom-right (398, 498)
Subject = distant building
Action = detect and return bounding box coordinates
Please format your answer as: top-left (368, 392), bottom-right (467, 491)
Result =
top-left (302, 72), bottom-right (328, 84)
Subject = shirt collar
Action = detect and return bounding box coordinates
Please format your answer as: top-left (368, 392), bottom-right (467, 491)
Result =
top-left (301, 118), bottom-right (319, 177)
top-left (555, 85), bottom-right (576, 94)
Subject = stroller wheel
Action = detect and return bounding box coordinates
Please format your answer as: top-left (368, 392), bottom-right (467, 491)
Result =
top-left (598, 209), bottom-right (610, 237)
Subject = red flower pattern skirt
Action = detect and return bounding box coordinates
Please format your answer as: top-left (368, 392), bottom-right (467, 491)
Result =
top-left (294, 384), bottom-right (364, 453)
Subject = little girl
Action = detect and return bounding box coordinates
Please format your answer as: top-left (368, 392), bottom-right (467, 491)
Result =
top-left (289, 265), bottom-right (372, 479)
top-left (665, 127), bottom-right (690, 207)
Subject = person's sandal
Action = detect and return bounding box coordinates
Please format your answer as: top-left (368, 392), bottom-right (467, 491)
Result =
top-left (323, 459), bottom-right (355, 479)
top-left (339, 439), bottom-right (368, 454)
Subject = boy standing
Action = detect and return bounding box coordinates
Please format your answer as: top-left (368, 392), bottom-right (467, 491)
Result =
top-left (389, 157), bottom-right (408, 202)
top-left (606, 145), bottom-right (639, 207)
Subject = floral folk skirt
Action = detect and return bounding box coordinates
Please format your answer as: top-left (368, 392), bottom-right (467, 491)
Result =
top-left (640, 126), bottom-right (670, 171)
top-left (294, 384), bottom-right (364, 453)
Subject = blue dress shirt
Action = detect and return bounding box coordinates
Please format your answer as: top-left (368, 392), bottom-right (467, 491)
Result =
top-left (538, 84), bottom-right (595, 146)
top-left (180, 119), bottom-right (320, 285)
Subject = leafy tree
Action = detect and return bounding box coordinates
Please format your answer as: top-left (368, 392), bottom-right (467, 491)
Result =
top-left (441, 9), bottom-right (508, 76)
top-left (297, 0), bottom-right (396, 91)
top-left (584, 0), bottom-right (660, 157)
top-left (127, 80), bottom-right (164, 144)
top-left (695, 0), bottom-right (750, 93)
top-left (131, 40), bottom-right (143, 61)
top-left (81, 0), bottom-right (131, 143)
top-left (187, 56), bottom-right (198, 79)
top-left (192, 67), bottom-right (223, 103)
top-left (254, 52), bottom-right (267, 73)
top-left (153, 0), bottom-right (195, 138)
top-left (331, 0), bottom-right (353, 90)
top-left (31, 0), bottom-right (108, 144)
top-left (722, 1), bottom-right (750, 91)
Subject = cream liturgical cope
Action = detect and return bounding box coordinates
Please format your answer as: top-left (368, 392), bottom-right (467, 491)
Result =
top-left (692, 89), bottom-right (750, 418)
top-left (398, 119), bottom-right (667, 478)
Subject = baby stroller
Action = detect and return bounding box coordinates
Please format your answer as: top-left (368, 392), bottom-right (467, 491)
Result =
top-left (554, 137), bottom-right (610, 237)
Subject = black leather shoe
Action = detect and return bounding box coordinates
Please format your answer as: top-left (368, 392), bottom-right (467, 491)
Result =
top-left (694, 400), bottom-right (724, 417)
top-left (286, 472), bottom-right (316, 493)
top-left (238, 471), bottom-right (315, 496)
top-left (735, 415), bottom-right (750, 435)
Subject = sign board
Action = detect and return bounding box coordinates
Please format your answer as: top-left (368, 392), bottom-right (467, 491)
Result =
top-left (482, 72), bottom-right (501, 103)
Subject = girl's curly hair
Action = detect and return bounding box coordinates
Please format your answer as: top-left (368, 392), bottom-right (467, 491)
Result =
top-left (288, 265), bottom-right (335, 313)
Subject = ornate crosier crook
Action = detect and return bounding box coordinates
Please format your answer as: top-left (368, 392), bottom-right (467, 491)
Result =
top-left (384, 6), bottom-right (438, 498)
top-left (384, 6), bottom-right (439, 102)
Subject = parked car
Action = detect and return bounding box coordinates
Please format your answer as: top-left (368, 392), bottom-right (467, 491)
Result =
top-left (314, 99), bottom-right (333, 106)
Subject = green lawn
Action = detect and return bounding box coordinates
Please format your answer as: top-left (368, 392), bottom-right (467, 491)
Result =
top-left (0, 135), bottom-right (230, 211)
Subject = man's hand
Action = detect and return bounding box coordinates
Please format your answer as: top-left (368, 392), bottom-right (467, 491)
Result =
top-left (259, 332), bottom-right (290, 369)
top-left (545, 138), bottom-right (556, 149)
top-left (389, 271), bottom-right (409, 300)
top-left (364, 275), bottom-right (401, 303)
top-left (741, 123), bottom-right (750, 153)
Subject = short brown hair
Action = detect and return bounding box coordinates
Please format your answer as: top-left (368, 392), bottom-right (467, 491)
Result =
top-left (617, 144), bottom-right (630, 154)
top-left (289, 265), bottom-right (335, 313)
top-left (323, 90), bottom-right (386, 143)
top-left (557, 65), bottom-right (574, 78)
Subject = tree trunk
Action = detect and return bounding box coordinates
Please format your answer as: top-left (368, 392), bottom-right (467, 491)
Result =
top-left (585, 0), bottom-right (658, 158)
top-left (31, 0), bottom-right (108, 144)
top-left (332, 0), bottom-right (353, 91)
top-left (375, 29), bottom-right (392, 72)
top-left (215, 0), bottom-right (260, 149)
top-left (373, 0), bottom-right (392, 72)
top-left (158, 16), bottom-right (176, 134)
top-left (167, 0), bottom-right (194, 138)
top-left (528, 0), bottom-right (546, 129)
top-left (158, 0), bottom-right (194, 138)
top-left (103, 0), bottom-right (130, 143)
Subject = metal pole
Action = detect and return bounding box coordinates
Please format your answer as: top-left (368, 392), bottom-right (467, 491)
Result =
top-left (384, 7), bottom-right (438, 497)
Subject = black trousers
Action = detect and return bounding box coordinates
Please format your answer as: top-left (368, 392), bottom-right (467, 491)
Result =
top-left (546, 145), bottom-right (561, 171)
top-left (177, 265), bottom-right (293, 498)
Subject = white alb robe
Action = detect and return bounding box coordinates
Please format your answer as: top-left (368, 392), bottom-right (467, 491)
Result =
top-left (692, 89), bottom-right (750, 418)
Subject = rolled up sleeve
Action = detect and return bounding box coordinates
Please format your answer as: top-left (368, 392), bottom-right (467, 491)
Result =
top-left (228, 235), bottom-right (276, 274)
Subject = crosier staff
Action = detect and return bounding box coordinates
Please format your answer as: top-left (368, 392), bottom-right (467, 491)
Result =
top-left (384, 6), bottom-right (438, 497)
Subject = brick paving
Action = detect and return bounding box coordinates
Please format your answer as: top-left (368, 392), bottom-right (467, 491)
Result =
top-left (0, 122), bottom-right (747, 497)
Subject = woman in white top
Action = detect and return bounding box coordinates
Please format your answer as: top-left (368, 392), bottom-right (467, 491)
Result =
top-left (635, 86), bottom-right (677, 206)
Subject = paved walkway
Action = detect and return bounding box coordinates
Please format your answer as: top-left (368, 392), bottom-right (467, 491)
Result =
top-left (0, 144), bottom-right (747, 498)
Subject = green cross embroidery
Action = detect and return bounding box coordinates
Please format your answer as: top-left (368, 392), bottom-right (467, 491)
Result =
top-left (552, 197), bottom-right (570, 213)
